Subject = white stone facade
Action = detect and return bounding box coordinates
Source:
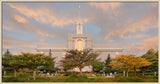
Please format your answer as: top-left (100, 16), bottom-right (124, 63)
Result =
top-left (36, 33), bottom-right (123, 72)
top-left (36, 5), bottom-right (123, 72)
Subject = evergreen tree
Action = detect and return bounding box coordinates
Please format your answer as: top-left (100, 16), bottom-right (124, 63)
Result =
top-left (104, 54), bottom-right (112, 73)
top-left (49, 49), bottom-right (52, 57)
top-left (141, 49), bottom-right (158, 76)
top-left (43, 49), bottom-right (56, 73)
top-left (3, 49), bottom-right (11, 57)
top-left (2, 49), bottom-right (13, 73)
top-left (105, 54), bottom-right (111, 66)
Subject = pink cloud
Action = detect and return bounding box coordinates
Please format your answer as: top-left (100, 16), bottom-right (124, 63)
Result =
top-left (8, 3), bottom-right (90, 27)
top-left (3, 36), bottom-right (36, 48)
top-left (105, 9), bottom-right (158, 39)
top-left (90, 2), bottom-right (122, 11)
top-left (90, 2), bottom-right (122, 17)
top-left (137, 36), bottom-right (158, 50)
top-left (123, 36), bottom-right (158, 50)
top-left (12, 15), bottom-right (27, 23)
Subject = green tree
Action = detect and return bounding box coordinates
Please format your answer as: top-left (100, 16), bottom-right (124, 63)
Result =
top-left (49, 49), bottom-right (52, 57)
top-left (2, 49), bottom-right (13, 75)
top-left (104, 54), bottom-right (112, 73)
top-left (60, 49), bottom-right (99, 75)
top-left (89, 52), bottom-right (100, 72)
top-left (141, 49), bottom-right (158, 76)
top-left (42, 55), bottom-right (56, 73)
top-left (9, 55), bottom-right (22, 77)
top-left (93, 62), bottom-right (104, 73)
top-left (22, 53), bottom-right (48, 80)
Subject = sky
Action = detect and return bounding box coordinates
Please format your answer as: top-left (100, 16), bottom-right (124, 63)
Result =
top-left (2, 2), bottom-right (158, 56)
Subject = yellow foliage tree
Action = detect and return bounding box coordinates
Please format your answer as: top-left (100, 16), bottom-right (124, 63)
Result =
top-left (109, 55), bottom-right (152, 77)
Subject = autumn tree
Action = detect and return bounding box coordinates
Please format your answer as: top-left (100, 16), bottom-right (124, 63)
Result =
top-left (109, 55), bottom-right (151, 77)
top-left (131, 57), bottom-right (152, 76)
top-left (60, 49), bottom-right (99, 75)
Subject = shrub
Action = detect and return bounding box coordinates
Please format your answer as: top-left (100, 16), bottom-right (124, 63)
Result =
top-left (2, 77), bottom-right (24, 82)
top-left (115, 77), bottom-right (143, 82)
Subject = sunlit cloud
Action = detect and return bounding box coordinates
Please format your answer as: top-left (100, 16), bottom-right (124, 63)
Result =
top-left (12, 15), bottom-right (27, 23)
top-left (8, 3), bottom-right (90, 27)
top-left (3, 36), bottom-right (36, 48)
top-left (105, 8), bottom-right (158, 39)
top-left (2, 2), bottom-right (158, 56)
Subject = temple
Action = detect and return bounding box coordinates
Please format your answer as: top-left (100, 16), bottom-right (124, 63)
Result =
top-left (36, 5), bottom-right (123, 72)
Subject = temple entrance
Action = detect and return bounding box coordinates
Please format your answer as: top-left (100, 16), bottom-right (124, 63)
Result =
top-left (76, 39), bottom-right (83, 51)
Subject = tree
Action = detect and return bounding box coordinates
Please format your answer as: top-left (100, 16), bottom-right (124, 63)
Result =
top-left (3, 49), bottom-right (11, 56)
top-left (9, 55), bottom-right (22, 77)
top-left (60, 49), bottom-right (99, 75)
top-left (146, 48), bottom-right (155, 54)
top-left (89, 52), bottom-right (100, 72)
top-left (21, 53), bottom-right (48, 80)
top-left (110, 55), bottom-right (152, 77)
top-left (49, 49), bottom-right (52, 57)
top-left (131, 57), bottom-right (152, 76)
top-left (42, 55), bottom-right (56, 73)
top-left (141, 49), bottom-right (158, 76)
top-left (110, 55), bottom-right (133, 77)
top-left (2, 49), bottom-right (13, 75)
top-left (104, 54), bottom-right (112, 73)
top-left (93, 62), bottom-right (104, 73)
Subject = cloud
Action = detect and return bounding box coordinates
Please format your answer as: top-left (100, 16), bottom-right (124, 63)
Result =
top-left (90, 2), bottom-right (122, 11)
top-left (3, 36), bottom-right (36, 48)
top-left (3, 2), bottom-right (158, 56)
top-left (8, 3), bottom-right (90, 27)
top-left (90, 2), bottom-right (122, 17)
top-left (12, 15), bottom-right (27, 23)
top-left (124, 36), bottom-right (158, 50)
top-left (137, 36), bottom-right (158, 50)
top-left (105, 7), bottom-right (158, 39)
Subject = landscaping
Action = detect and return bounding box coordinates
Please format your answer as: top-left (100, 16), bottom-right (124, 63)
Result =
top-left (2, 48), bottom-right (158, 82)
top-left (2, 72), bottom-right (158, 82)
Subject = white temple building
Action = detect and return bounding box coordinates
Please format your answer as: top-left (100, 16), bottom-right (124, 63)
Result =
top-left (36, 5), bottom-right (123, 72)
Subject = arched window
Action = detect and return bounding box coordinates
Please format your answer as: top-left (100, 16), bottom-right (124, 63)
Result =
top-left (76, 39), bottom-right (83, 51)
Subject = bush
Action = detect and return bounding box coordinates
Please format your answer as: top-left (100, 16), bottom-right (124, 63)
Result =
top-left (115, 77), bottom-right (143, 82)
top-left (2, 77), bottom-right (24, 82)
top-left (65, 75), bottom-right (89, 82)
top-left (64, 73), bottom-right (73, 76)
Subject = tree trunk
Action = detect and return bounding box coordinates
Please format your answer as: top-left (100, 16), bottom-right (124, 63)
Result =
top-left (14, 68), bottom-right (17, 77)
top-left (154, 71), bottom-right (156, 76)
top-left (4, 70), bottom-right (6, 76)
top-left (80, 68), bottom-right (82, 75)
top-left (142, 70), bottom-right (145, 76)
top-left (126, 70), bottom-right (129, 77)
top-left (123, 70), bottom-right (125, 76)
top-left (134, 67), bottom-right (136, 76)
top-left (33, 70), bottom-right (36, 80)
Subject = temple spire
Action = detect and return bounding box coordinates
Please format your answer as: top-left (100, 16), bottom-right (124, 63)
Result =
top-left (78, 5), bottom-right (80, 21)
top-left (76, 4), bottom-right (83, 34)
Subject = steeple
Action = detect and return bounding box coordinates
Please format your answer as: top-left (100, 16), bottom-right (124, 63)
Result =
top-left (76, 5), bottom-right (83, 34)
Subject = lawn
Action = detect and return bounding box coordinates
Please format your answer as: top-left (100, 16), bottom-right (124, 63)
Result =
top-left (2, 72), bottom-right (158, 82)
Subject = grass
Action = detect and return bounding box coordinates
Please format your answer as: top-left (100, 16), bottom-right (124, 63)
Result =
top-left (2, 72), bottom-right (158, 82)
